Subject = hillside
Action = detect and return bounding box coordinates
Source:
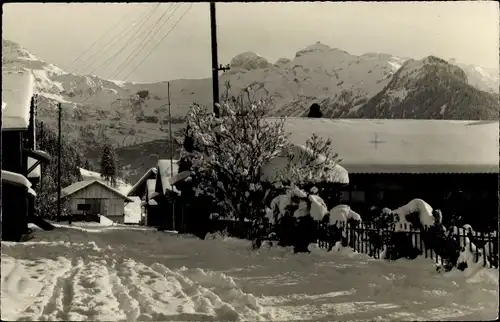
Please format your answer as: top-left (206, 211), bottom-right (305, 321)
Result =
top-left (3, 39), bottom-right (498, 173)
top-left (358, 56), bottom-right (499, 119)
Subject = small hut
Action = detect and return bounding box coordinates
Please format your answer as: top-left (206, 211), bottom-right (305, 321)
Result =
top-left (61, 180), bottom-right (134, 223)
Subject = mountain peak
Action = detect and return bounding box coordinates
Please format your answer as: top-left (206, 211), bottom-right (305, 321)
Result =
top-left (3, 38), bottom-right (40, 62)
top-left (398, 55), bottom-right (468, 83)
top-left (358, 54), bottom-right (498, 120)
top-left (229, 52), bottom-right (272, 71)
top-left (295, 42), bottom-right (349, 58)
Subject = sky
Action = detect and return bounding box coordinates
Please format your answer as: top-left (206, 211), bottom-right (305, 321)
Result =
top-left (2, 2), bottom-right (499, 83)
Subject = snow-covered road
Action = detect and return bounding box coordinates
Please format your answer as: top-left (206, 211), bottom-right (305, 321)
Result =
top-left (1, 225), bottom-right (498, 321)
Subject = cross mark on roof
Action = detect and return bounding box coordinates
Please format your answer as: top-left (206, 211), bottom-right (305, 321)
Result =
top-left (369, 133), bottom-right (386, 150)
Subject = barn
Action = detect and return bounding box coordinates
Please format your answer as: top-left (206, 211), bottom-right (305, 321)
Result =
top-left (1, 70), bottom-right (52, 241)
top-left (273, 117), bottom-right (499, 231)
top-left (61, 180), bottom-right (134, 223)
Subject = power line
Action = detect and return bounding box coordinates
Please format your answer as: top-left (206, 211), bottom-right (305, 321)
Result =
top-left (65, 7), bottom-right (142, 71)
top-left (67, 6), bottom-right (153, 77)
top-left (109, 4), bottom-right (180, 80)
top-left (123, 4), bottom-right (193, 82)
top-left (39, 4), bottom-right (154, 105)
top-left (91, 4), bottom-right (161, 75)
top-left (48, 4), bottom-right (159, 109)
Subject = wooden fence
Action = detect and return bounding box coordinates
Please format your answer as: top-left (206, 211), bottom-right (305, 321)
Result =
top-left (209, 219), bottom-right (499, 269)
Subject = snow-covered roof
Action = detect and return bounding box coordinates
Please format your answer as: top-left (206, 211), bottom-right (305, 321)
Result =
top-left (271, 118), bottom-right (499, 174)
top-left (1, 170), bottom-right (36, 196)
top-left (146, 179), bottom-right (156, 199)
top-left (61, 180), bottom-right (134, 202)
top-left (2, 170), bottom-right (32, 188)
top-left (2, 70), bottom-right (34, 130)
top-left (127, 167), bottom-right (157, 197)
top-left (157, 159), bottom-right (179, 194)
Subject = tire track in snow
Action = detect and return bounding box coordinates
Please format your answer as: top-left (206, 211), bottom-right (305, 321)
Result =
top-left (66, 257), bottom-right (126, 321)
top-left (41, 257), bottom-right (85, 321)
top-left (17, 257), bottom-right (73, 321)
top-left (118, 258), bottom-right (201, 321)
top-left (151, 263), bottom-right (273, 321)
top-left (108, 258), bottom-right (141, 321)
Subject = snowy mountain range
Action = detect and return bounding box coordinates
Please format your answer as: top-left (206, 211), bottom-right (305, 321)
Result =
top-left (2, 39), bottom-right (498, 176)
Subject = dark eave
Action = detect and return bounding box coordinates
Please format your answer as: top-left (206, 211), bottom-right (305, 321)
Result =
top-left (24, 149), bottom-right (52, 163)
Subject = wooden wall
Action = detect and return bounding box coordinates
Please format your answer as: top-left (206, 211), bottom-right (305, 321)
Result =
top-left (65, 182), bottom-right (126, 220)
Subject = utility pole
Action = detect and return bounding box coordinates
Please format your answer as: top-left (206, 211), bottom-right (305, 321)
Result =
top-left (57, 103), bottom-right (62, 222)
top-left (40, 121), bottom-right (44, 191)
top-left (210, 2), bottom-right (219, 117)
top-left (167, 82), bottom-right (173, 179)
top-left (167, 82), bottom-right (175, 231)
top-left (210, 2), bottom-right (230, 118)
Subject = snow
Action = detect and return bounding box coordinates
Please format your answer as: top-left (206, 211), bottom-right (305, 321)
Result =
top-left (78, 167), bottom-right (132, 195)
top-left (124, 196), bottom-right (142, 224)
top-left (157, 159), bottom-right (179, 193)
top-left (27, 187), bottom-right (37, 197)
top-left (1, 170), bottom-right (33, 189)
top-left (388, 61), bottom-right (402, 73)
top-left (1, 228), bottom-right (497, 321)
top-left (107, 79), bottom-right (128, 88)
top-left (99, 215), bottom-right (116, 226)
top-left (308, 194), bottom-right (329, 221)
top-left (274, 118), bottom-right (500, 174)
top-left (440, 104), bottom-right (447, 115)
top-left (329, 204), bottom-right (362, 226)
top-left (392, 198), bottom-right (435, 230)
top-left (229, 52), bottom-right (271, 71)
top-left (2, 70), bottom-right (34, 130)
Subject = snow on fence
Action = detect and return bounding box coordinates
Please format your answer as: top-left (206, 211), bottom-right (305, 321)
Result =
top-left (208, 219), bottom-right (498, 269)
top-left (340, 221), bottom-right (499, 269)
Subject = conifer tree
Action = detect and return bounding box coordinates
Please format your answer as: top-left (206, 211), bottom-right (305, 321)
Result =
top-left (100, 143), bottom-right (117, 187)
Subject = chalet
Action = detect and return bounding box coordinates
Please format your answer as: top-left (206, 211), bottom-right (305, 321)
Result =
top-left (127, 167), bottom-right (158, 225)
top-left (61, 180), bottom-right (134, 223)
top-left (273, 117), bottom-right (499, 230)
top-left (1, 70), bottom-right (51, 241)
top-left (128, 160), bottom-right (181, 230)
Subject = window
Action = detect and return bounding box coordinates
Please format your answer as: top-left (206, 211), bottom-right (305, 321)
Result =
top-left (85, 198), bottom-right (103, 215)
top-left (340, 191), bottom-right (350, 202)
top-left (351, 191), bottom-right (366, 203)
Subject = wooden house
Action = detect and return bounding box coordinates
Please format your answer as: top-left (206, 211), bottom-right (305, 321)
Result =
top-left (61, 180), bottom-right (134, 223)
top-left (127, 167), bottom-right (158, 225)
top-left (1, 70), bottom-right (51, 241)
top-left (272, 118), bottom-right (499, 230)
top-left (128, 160), bottom-right (181, 230)
top-left (153, 159), bottom-right (181, 231)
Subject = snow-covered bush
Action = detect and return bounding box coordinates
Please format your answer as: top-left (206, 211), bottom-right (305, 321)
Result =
top-left (264, 185), bottom-right (331, 253)
top-left (366, 199), bottom-right (448, 261)
top-left (274, 134), bottom-right (343, 189)
top-left (179, 82), bottom-right (343, 229)
top-left (180, 87), bottom-right (289, 225)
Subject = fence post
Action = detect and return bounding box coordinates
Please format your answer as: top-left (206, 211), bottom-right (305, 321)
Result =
top-left (487, 231), bottom-right (493, 268)
top-left (355, 221), bottom-right (359, 253)
top-left (424, 226), bottom-right (429, 258)
top-left (480, 230), bottom-right (487, 267)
